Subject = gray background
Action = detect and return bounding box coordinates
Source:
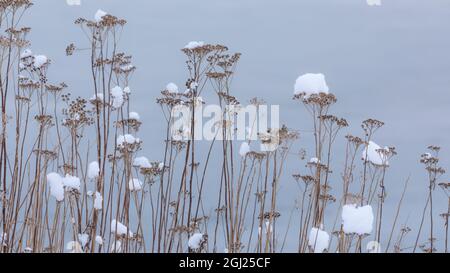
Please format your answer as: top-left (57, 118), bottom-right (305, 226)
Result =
top-left (22, 0), bottom-right (450, 252)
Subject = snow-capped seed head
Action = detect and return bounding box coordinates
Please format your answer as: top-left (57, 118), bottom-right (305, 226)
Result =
top-left (184, 41), bottom-right (205, 50)
top-left (128, 178), bottom-right (143, 192)
top-left (308, 227), bottom-right (330, 253)
top-left (362, 141), bottom-right (389, 166)
top-left (367, 241), bottom-right (382, 253)
top-left (94, 192), bottom-right (103, 210)
top-left (111, 219), bottom-right (133, 237)
top-left (239, 142), bottom-right (250, 157)
top-left (294, 73), bottom-right (329, 98)
top-left (129, 112), bottom-right (140, 121)
top-left (166, 83), bottom-right (179, 93)
top-left (33, 55), bottom-right (48, 69)
top-left (21, 49), bottom-right (33, 59)
top-left (133, 156), bottom-right (151, 169)
top-left (95, 9), bottom-right (108, 22)
top-left (88, 161), bottom-right (100, 180)
top-left (188, 233), bottom-right (207, 251)
top-left (95, 236), bottom-right (103, 245)
top-left (342, 204), bottom-right (374, 235)
top-left (66, 241), bottom-right (83, 253)
top-left (47, 173), bottom-right (64, 202)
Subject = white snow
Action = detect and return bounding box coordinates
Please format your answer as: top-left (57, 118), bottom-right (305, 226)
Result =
top-left (110, 240), bottom-right (122, 252)
top-left (133, 156), bottom-right (151, 168)
top-left (184, 41), bottom-right (205, 50)
top-left (78, 233), bottom-right (89, 247)
top-left (129, 112), bottom-right (140, 121)
top-left (21, 49), bottom-right (33, 59)
top-left (367, 241), bottom-right (382, 253)
top-left (294, 73), bottom-right (329, 98)
top-left (123, 86), bottom-right (131, 94)
top-left (129, 178), bottom-right (143, 192)
top-left (158, 162), bottom-right (165, 171)
top-left (342, 204), bottom-right (374, 235)
top-left (90, 93), bottom-right (104, 101)
top-left (111, 219), bottom-right (133, 237)
top-left (239, 142), bottom-right (251, 157)
top-left (117, 134), bottom-right (140, 147)
top-left (47, 173), bottom-right (64, 202)
top-left (95, 9), bottom-right (108, 22)
top-left (188, 233), bottom-right (204, 250)
top-left (94, 192), bottom-right (103, 210)
top-left (308, 227), bottom-right (329, 253)
top-left (309, 157), bottom-right (320, 164)
top-left (88, 161), bottom-right (100, 180)
top-left (62, 175), bottom-right (81, 191)
top-left (166, 83), bottom-right (179, 93)
top-left (111, 86), bottom-right (124, 109)
top-left (33, 55), bottom-right (48, 68)
top-left (66, 241), bottom-right (83, 253)
top-left (95, 236), bottom-right (103, 245)
top-left (362, 141), bottom-right (389, 166)
top-left (367, 0), bottom-right (381, 6)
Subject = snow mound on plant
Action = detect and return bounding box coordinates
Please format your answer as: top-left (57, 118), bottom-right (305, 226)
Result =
top-left (362, 141), bottom-right (389, 166)
top-left (88, 161), bottom-right (100, 179)
top-left (294, 73), bottom-right (329, 98)
top-left (308, 227), bottom-right (329, 253)
top-left (188, 233), bottom-right (204, 250)
top-left (342, 204), bottom-right (374, 235)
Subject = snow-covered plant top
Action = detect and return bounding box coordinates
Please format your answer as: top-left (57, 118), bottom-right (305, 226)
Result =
top-left (188, 233), bottom-right (205, 250)
top-left (308, 227), bottom-right (329, 253)
top-left (184, 41), bottom-right (205, 50)
top-left (362, 141), bottom-right (389, 166)
top-left (239, 142), bottom-right (250, 157)
top-left (294, 73), bottom-right (329, 98)
top-left (342, 204), bottom-right (374, 235)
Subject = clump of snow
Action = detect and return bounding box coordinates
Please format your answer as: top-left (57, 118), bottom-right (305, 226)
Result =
top-left (158, 162), bottom-right (165, 171)
top-left (342, 204), bottom-right (374, 235)
top-left (308, 227), bottom-right (329, 253)
top-left (362, 141), bottom-right (389, 166)
top-left (88, 161), bottom-right (100, 180)
top-left (294, 73), bottom-right (329, 98)
top-left (33, 55), bottom-right (48, 68)
top-left (184, 41), bottom-right (205, 50)
top-left (111, 219), bottom-right (133, 237)
top-left (133, 156), bottom-right (151, 168)
top-left (166, 83), bottom-right (179, 93)
top-left (309, 157), bottom-right (320, 164)
top-left (188, 233), bottom-right (205, 250)
top-left (117, 134), bottom-right (140, 147)
top-left (110, 240), bottom-right (122, 252)
top-left (129, 178), bottom-right (143, 192)
top-left (95, 9), bottom-right (108, 22)
top-left (94, 192), bottom-right (103, 210)
top-left (78, 233), bottom-right (89, 248)
top-left (90, 93), bottom-right (104, 102)
top-left (367, 0), bottom-right (381, 6)
top-left (66, 241), bottom-right (83, 253)
top-left (239, 142), bottom-right (250, 157)
top-left (62, 175), bottom-right (81, 191)
top-left (47, 173), bottom-right (64, 202)
top-left (111, 86), bottom-right (124, 108)
top-left (95, 236), bottom-right (103, 245)
top-left (21, 49), bottom-right (33, 59)
top-left (367, 241), bottom-right (382, 253)
top-left (123, 86), bottom-right (131, 94)
top-left (129, 112), bottom-right (140, 121)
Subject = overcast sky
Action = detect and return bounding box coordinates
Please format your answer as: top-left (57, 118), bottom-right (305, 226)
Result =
top-left (21, 0), bottom-right (450, 251)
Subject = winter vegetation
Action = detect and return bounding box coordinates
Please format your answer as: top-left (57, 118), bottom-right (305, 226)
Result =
top-left (0, 1), bottom-right (448, 254)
